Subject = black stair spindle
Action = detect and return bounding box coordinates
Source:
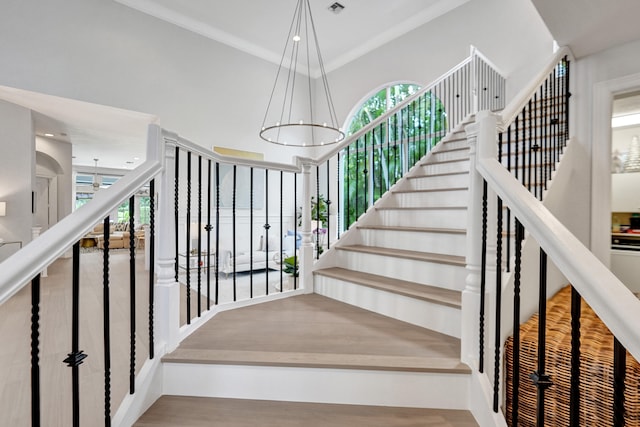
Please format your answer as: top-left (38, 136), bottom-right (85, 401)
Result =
top-left (206, 161), bottom-right (212, 310)
top-left (316, 165), bottom-right (321, 260)
top-left (102, 216), bottom-right (112, 427)
top-left (531, 248), bottom-right (553, 427)
top-left (64, 244), bottom-right (86, 423)
top-left (250, 167), bottom-right (254, 299)
top-left (345, 145), bottom-right (350, 228)
top-left (293, 173), bottom-right (298, 290)
top-left (336, 154), bottom-right (341, 240)
top-left (31, 274), bottom-right (41, 427)
top-left (569, 286), bottom-right (581, 427)
top-left (326, 160), bottom-right (331, 249)
top-left (280, 170), bottom-right (284, 291)
top-left (263, 168), bottom-right (269, 296)
top-left (149, 179), bottom-right (155, 359)
top-left (506, 126), bottom-right (512, 273)
top-left (479, 180), bottom-right (488, 373)
top-left (186, 152), bottom-right (192, 324)
top-left (215, 163), bottom-right (220, 305)
top-left (493, 194), bottom-right (504, 413)
top-left (233, 165), bottom-right (238, 301)
top-left (512, 219), bottom-right (523, 427)
top-left (614, 337), bottom-right (627, 427)
top-left (197, 156), bottom-right (202, 317)
top-left (174, 147), bottom-right (180, 282)
top-left (128, 196), bottom-right (136, 394)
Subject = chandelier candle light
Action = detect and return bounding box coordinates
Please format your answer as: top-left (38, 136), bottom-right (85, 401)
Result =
top-left (260, 0), bottom-right (344, 147)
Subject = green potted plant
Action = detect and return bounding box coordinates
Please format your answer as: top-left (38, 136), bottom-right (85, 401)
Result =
top-left (282, 255), bottom-right (299, 277)
top-left (297, 195), bottom-right (330, 226)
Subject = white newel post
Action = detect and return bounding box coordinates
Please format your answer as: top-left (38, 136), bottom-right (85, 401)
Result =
top-left (152, 130), bottom-right (181, 354)
top-left (462, 111), bottom-right (498, 367)
top-left (299, 162), bottom-right (314, 294)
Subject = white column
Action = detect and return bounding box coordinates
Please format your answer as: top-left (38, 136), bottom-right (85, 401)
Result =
top-left (299, 162), bottom-right (314, 294)
top-left (153, 130), bottom-right (181, 354)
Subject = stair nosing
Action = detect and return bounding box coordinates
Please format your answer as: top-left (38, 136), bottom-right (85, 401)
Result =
top-left (336, 244), bottom-right (465, 266)
top-left (392, 187), bottom-right (468, 194)
top-left (314, 266), bottom-right (462, 309)
top-left (375, 205), bottom-right (467, 211)
top-left (356, 225), bottom-right (466, 235)
top-left (408, 171), bottom-right (469, 179)
top-left (162, 349), bottom-right (471, 374)
top-left (423, 157), bottom-right (470, 166)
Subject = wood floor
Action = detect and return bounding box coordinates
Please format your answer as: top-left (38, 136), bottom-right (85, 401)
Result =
top-left (0, 249), bottom-right (151, 427)
top-left (135, 396), bottom-right (479, 427)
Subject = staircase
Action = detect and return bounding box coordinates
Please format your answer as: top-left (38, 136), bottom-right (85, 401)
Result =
top-left (135, 119), bottom-right (479, 426)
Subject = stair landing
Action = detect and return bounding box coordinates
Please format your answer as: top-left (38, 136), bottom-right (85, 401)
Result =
top-left (163, 294), bottom-right (468, 373)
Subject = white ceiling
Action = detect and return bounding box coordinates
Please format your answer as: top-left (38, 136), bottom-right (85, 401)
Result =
top-left (114, 0), bottom-right (471, 75)
top-left (530, 0), bottom-right (640, 59)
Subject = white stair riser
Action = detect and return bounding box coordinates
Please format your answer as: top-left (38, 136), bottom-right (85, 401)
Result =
top-left (163, 363), bottom-right (470, 409)
top-left (390, 190), bottom-right (468, 208)
top-left (420, 160), bottom-right (469, 175)
top-left (442, 137), bottom-right (467, 150)
top-left (405, 174), bottom-right (469, 191)
top-left (375, 208), bottom-right (467, 229)
top-left (430, 149), bottom-right (469, 162)
top-left (359, 229), bottom-right (466, 257)
top-left (335, 251), bottom-right (467, 290)
top-left (315, 276), bottom-right (461, 338)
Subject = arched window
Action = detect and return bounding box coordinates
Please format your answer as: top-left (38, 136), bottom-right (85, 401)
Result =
top-left (340, 83), bottom-right (447, 230)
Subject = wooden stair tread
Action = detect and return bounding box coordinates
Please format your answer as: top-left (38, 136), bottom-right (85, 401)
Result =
top-left (375, 205), bottom-right (467, 211)
top-left (135, 396), bottom-right (479, 427)
top-left (392, 186), bottom-right (467, 194)
top-left (162, 348), bottom-right (469, 373)
top-left (337, 244), bottom-right (465, 266)
top-left (314, 266), bottom-right (462, 309)
top-left (356, 225), bottom-right (466, 234)
top-left (408, 170), bottom-right (469, 179)
top-left (423, 157), bottom-right (469, 165)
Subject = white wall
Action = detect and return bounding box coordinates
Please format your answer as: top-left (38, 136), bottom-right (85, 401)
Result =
top-left (0, 100), bottom-right (35, 262)
top-left (0, 0), bottom-right (305, 163)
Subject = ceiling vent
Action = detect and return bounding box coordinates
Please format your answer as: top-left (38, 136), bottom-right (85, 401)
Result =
top-left (328, 2), bottom-right (345, 14)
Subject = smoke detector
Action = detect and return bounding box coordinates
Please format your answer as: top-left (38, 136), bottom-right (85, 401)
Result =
top-left (328, 2), bottom-right (345, 14)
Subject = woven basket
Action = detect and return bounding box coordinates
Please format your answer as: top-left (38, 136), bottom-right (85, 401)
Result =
top-left (505, 286), bottom-right (640, 426)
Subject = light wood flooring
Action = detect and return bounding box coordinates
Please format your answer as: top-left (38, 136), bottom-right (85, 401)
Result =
top-left (0, 249), bottom-right (151, 427)
top-left (135, 396), bottom-right (479, 427)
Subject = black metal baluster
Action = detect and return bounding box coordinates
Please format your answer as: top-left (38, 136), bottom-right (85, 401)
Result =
top-left (215, 163), bottom-right (220, 305)
top-left (493, 194), bottom-right (503, 412)
top-left (527, 100), bottom-right (532, 193)
top-left (355, 138), bottom-right (359, 224)
top-left (512, 219), bottom-right (523, 427)
top-left (250, 167), bottom-right (254, 298)
top-left (337, 154), bottom-right (341, 240)
top-left (293, 173), bottom-right (298, 290)
top-left (316, 165), bottom-right (321, 259)
top-left (174, 147), bottom-right (180, 282)
top-left (186, 152), bottom-right (192, 324)
top-left (345, 146), bottom-right (350, 228)
top-left (264, 169), bottom-right (269, 296)
top-left (206, 162), bottom-right (212, 310)
top-left (521, 110), bottom-right (526, 188)
top-left (363, 134), bottom-right (369, 217)
top-left (233, 165), bottom-right (237, 301)
top-left (506, 126), bottom-right (512, 273)
top-left (102, 216), bottom-right (112, 427)
top-left (614, 337), bottom-right (627, 427)
top-left (531, 248), bottom-right (553, 427)
top-left (570, 286), bottom-right (581, 427)
top-left (149, 179), bottom-right (155, 358)
top-left (533, 92), bottom-right (540, 200)
top-left (128, 196), bottom-right (136, 394)
top-left (479, 180), bottom-right (488, 373)
top-left (280, 170), bottom-right (284, 291)
top-left (544, 80), bottom-right (550, 191)
top-left (197, 156), bottom-right (202, 317)
top-left (326, 160), bottom-right (331, 249)
top-left (62, 252), bottom-right (87, 421)
top-left (565, 57), bottom-right (571, 147)
top-left (31, 274), bottom-right (41, 427)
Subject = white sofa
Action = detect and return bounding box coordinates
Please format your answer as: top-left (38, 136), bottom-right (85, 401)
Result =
top-left (219, 234), bottom-right (295, 277)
